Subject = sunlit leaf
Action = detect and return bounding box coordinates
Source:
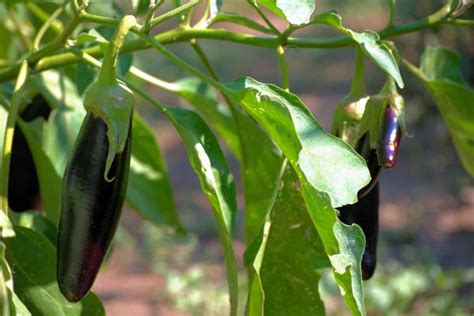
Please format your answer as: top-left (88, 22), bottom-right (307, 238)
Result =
top-left (224, 77), bottom-right (370, 208)
top-left (257, 0), bottom-right (315, 25)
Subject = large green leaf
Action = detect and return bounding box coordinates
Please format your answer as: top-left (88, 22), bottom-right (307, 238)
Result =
top-left (224, 77), bottom-right (368, 315)
top-left (224, 77), bottom-right (370, 208)
top-left (4, 226), bottom-right (105, 315)
top-left (418, 47), bottom-right (474, 176)
top-left (245, 163), bottom-right (331, 315)
top-left (163, 107), bottom-right (238, 316)
top-left (127, 114), bottom-right (184, 232)
top-left (257, 0), bottom-right (315, 25)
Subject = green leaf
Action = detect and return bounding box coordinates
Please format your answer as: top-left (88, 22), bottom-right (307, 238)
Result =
top-left (418, 46), bottom-right (474, 176)
top-left (9, 211), bottom-right (57, 245)
top-left (245, 163), bottom-right (330, 315)
top-left (170, 78), bottom-right (241, 159)
top-left (347, 31), bottom-right (404, 89)
top-left (310, 11), bottom-right (343, 28)
top-left (302, 184), bottom-right (366, 316)
top-left (224, 77), bottom-right (370, 208)
top-left (257, 0), bottom-right (315, 25)
top-left (126, 114), bottom-right (184, 232)
top-left (308, 14), bottom-right (404, 89)
top-left (16, 119), bottom-right (61, 224)
top-left (4, 226), bottom-right (105, 315)
top-left (163, 107), bottom-right (238, 316)
top-left (224, 77), bottom-right (368, 315)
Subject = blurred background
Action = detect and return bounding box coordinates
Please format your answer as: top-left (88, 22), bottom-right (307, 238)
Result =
top-left (6, 0), bottom-right (472, 315)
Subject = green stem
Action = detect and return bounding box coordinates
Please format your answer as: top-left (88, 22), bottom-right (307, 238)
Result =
top-left (1, 61), bottom-right (29, 218)
top-left (28, 14), bottom-right (82, 63)
top-left (387, 0), bottom-right (396, 27)
top-left (348, 46), bottom-right (365, 97)
top-left (142, 33), bottom-right (223, 91)
top-left (190, 40), bottom-right (220, 80)
top-left (99, 15), bottom-right (137, 84)
top-left (0, 2), bottom-right (466, 83)
top-left (444, 18), bottom-right (474, 26)
top-left (400, 57), bottom-right (428, 82)
top-left (248, 1), bottom-right (281, 35)
top-left (276, 46), bottom-right (289, 90)
top-left (27, 2), bottom-right (64, 34)
top-left (210, 13), bottom-right (273, 34)
top-left (33, 6), bottom-right (65, 51)
top-left (142, 0), bottom-right (164, 33)
top-left (149, 0), bottom-right (201, 29)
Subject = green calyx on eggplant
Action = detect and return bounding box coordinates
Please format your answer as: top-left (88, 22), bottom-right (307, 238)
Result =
top-left (339, 183), bottom-right (379, 280)
top-left (57, 15), bottom-right (136, 302)
top-left (332, 96), bottom-right (370, 148)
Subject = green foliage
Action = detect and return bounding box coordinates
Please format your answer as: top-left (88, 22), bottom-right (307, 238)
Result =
top-left (418, 46), bottom-right (474, 176)
top-left (0, 1), bottom-right (472, 315)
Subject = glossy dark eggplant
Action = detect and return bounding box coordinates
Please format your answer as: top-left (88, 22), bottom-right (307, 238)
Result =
top-left (339, 183), bottom-right (379, 280)
top-left (9, 95), bottom-right (50, 212)
top-left (378, 106), bottom-right (402, 168)
top-left (57, 113), bottom-right (132, 302)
